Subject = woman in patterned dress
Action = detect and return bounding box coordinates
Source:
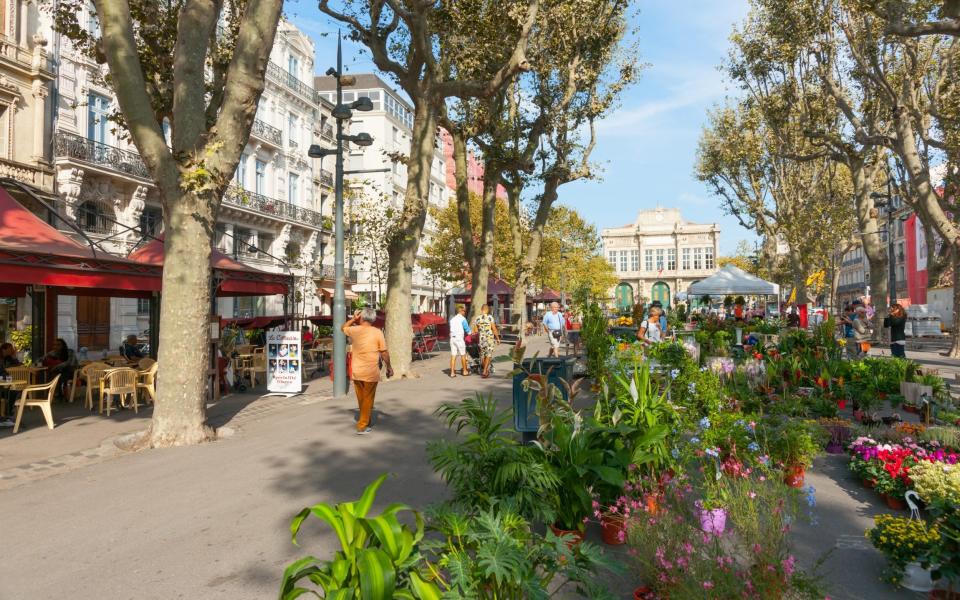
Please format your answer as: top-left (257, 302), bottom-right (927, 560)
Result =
top-left (474, 304), bottom-right (500, 378)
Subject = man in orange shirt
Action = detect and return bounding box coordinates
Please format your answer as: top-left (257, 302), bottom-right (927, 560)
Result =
top-left (342, 308), bottom-right (393, 434)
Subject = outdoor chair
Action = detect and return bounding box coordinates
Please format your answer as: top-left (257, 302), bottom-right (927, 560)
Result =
top-left (81, 363), bottom-right (112, 410)
top-left (236, 344), bottom-right (255, 356)
top-left (138, 357), bottom-right (156, 370)
top-left (99, 367), bottom-right (138, 416)
top-left (12, 374), bottom-right (62, 434)
top-left (137, 362), bottom-right (158, 404)
top-left (2, 366), bottom-right (31, 417)
top-left (241, 353), bottom-right (267, 388)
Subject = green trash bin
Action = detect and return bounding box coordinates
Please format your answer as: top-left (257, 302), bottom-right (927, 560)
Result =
top-left (513, 356), bottom-right (575, 439)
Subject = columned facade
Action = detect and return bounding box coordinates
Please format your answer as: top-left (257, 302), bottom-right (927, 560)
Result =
top-left (601, 208), bottom-right (720, 310)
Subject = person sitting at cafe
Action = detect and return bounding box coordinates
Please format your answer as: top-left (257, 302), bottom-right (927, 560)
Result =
top-left (301, 326), bottom-right (314, 346)
top-left (0, 342), bottom-right (22, 427)
top-left (120, 334), bottom-right (145, 360)
top-left (42, 338), bottom-right (77, 400)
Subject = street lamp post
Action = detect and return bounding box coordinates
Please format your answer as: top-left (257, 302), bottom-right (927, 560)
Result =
top-left (870, 176), bottom-right (899, 307)
top-left (309, 34), bottom-right (374, 398)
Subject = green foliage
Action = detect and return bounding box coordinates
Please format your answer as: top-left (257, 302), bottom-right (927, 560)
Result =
top-left (760, 418), bottom-right (826, 469)
top-left (581, 303), bottom-right (613, 379)
top-left (428, 395), bottom-right (560, 525)
top-left (421, 505), bottom-right (618, 599)
top-left (280, 474), bottom-right (439, 600)
top-left (10, 327), bottom-right (31, 365)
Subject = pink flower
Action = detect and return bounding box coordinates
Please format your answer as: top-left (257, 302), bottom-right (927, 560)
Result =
top-left (782, 554), bottom-right (796, 578)
top-left (703, 581), bottom-right (714, 590)
top-left (748, 491), bottom-right (757, 499)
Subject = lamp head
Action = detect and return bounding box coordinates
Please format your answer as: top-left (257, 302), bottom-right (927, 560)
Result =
top-left (308, 144), bottom-right (336, 158)
top-left (325, 67), bottom-right (337, 77)
top-left (351, 97), bottom-right (374, 112)
top-left (869, 192), bottom-right (885, 200)
top-left (332, 104), bottom-right (353, 120)
top-left (347, 132), bottom-right (374, 147)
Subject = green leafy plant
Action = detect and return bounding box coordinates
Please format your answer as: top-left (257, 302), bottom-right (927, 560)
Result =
top-left (279, 474), bottom-right (439, 600)
top-left (428, 394), bottom-right (560, 525)
top-left (581, 303), bottom-right (614, 380)
top-left (762, 419), bottom-right (825, 469)
top-left (10, 326), bottom-right (31, 365)
top-left (420, 505), bottom-right (618, 599)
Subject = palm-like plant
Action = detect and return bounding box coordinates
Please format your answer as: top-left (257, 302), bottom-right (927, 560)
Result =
top-left (428, 394), bottom-right (560, 525)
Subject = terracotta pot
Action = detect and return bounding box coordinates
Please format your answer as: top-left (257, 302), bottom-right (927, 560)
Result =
top-left (600, 514), bottom-right (625, 545)
top-left (550, 523), bottom-right (585, 548)
top-left (884, 494), bottom-right (908, 511)
top-left (784, 464), bottom-right (805, 488)
top-left (853, 410), bottom-right (865, 421)
top-left (837, 398), bottom-right (847, 410)
top-left (633, 586), bottom-right (654, 600)
top-left (929, 589), bottom-right (960, 599)
top-left (862, 478), bottom-right (877, 489)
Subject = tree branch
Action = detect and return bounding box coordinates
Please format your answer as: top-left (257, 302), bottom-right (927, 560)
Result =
top-left (887, 18), bottom-right (960, 38)
top-left (173, 0), bottom-right (220, 153)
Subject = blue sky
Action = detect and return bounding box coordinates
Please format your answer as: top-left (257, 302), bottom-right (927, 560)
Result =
top-left (283, 0), bottom-right (753, 255)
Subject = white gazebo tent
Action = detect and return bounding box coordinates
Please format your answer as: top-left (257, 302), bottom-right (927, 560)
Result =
top-left (687, 264), bottom-right (779, 300)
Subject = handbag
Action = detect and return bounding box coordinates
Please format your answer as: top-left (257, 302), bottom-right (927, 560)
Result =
top-left (551, 329), bottom-right (562, 341)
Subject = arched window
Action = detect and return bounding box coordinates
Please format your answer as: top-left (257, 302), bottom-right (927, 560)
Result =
top-left (76, 201), bottom-right (112, 234)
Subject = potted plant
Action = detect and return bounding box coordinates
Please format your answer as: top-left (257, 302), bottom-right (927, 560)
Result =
top-left (765, 419), bottom-right (825, 488)
top-left (818, 417), bottom-right (852, 454)
top-left (868, 514), bottom-right (940, 590)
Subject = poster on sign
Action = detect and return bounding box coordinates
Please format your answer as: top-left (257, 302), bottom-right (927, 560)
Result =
top-left (266, 330), bottom-right (301, 394)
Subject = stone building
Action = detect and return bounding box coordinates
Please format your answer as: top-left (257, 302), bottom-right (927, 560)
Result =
top-left (601, 207), bottom-right (720, 310)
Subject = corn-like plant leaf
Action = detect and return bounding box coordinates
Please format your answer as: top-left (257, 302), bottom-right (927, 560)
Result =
top-left (356, 473), bottom-right (388, 517)
top-left (279, 555), bottom-right (323, 599)
top-left (409, 571), bottom-right (442, 600)
top-left (357, 547), bottom-right (396, 600)
top-left (289, 507), bottom-right (313, 546)
top-left (362, 513), bottom-right (404, 560)
top-left (308, 504), bottom-right (351, 558)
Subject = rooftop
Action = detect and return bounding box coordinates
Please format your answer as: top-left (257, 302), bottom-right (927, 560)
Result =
top-left (314, 73), bottom-right (412, 111)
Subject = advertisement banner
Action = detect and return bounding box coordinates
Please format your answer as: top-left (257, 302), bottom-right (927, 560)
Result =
top-left (266, 330), bottom-right (302, 394)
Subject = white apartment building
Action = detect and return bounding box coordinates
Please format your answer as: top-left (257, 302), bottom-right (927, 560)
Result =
top-left (48, 16), bottom-right (335, 351)
top-left (315, 73), bottom-right (450, 314)
top-left (601, 208), bottom-right (720, 311)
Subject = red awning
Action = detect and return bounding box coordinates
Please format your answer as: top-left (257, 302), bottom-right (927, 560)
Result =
top-left (412, 312), bottom-right (445, 327)
top-left (452, 276), bottom-right (514, 298)
top-left (0, 188), bottom-right (162, 295)
top-left (531, 288), bottom-right (562, 303)
top-left (222, 315), bottom-right (289, 329)
top-left (128, 236), bottom-right (288, 297)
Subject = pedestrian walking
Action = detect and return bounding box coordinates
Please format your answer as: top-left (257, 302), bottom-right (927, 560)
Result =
top-left (449, 304), bottom-right (471, 377)
top-left (342, 308), bottom-right (392, 435)
top-left (542, 302), bottom-right (565, 357)
top-left (638, 306), bottom-right (663, 344)
top-left (473, 304), bottom-right (500, 378)
top-left (851, 305), bottom-right (872, 358)
top-left (884, 303), bottom-right (908, 358)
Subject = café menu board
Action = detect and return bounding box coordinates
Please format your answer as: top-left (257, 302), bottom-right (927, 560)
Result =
top-left (266, 330), bottom-right (302, 394)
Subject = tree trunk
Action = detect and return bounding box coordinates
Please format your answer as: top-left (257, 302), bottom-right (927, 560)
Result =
top-left (506, 181), bottom-right (526, 326)
top-left (950, 253), bottom-right (960, 358)
top-left (149, 192), bottom-right (216, 446)
top-left (851, 157), bottom-right (889, 332)
top-left (468, 169), bottom-right (499, 323)
top-left (512, 178), bottom-right (559, 328)
top-left (383, 101), bottom-right (437, 376)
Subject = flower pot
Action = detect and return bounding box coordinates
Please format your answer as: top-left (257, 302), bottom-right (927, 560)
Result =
top-left (837, 399), bottom-right (847, 410)
top-left (929, 589), bottom-right (960, 599)
top-left (901, 561), bottom-right (935, 592)
top-left (698, 507), bottom-right (727, 535)
top-left (784, 464), bottom-right (805, 488)
top-left (550, 523), bottom-right (584, 548)
top-left (633, 586), bottom-right (655, 600)
top-left (826, 441), bottom-right (845, 454)
top-left (884, 494), bottom-right (907, 511)
top-left (853, 410), bottom-right (865, 422)
top-left (862, 478), bottom-right (876, 489)
top-left (600, 514), bottom-right (626, 545)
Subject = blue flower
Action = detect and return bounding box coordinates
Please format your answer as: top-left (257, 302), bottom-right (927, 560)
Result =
top-left (669, 368), bottom-right (680, 379)
top-left (699, 417), bottom-right (711, 430)
top-left (758, 455), bottom-right (770, 465)
top-left (705, 447), bottom-right (719, 457)
top-left (748, 442), bottom-right (760, 453)
top-left (671, 447), bottom-right (680, 459)
top-left (687, 383), bottom-right (697, 394)
top-left (735, 419), bottom-right (745, 427)
top-left (805, 486), bottom-right (817, 508)
top-left (690, 436), bottom-right (701, 445)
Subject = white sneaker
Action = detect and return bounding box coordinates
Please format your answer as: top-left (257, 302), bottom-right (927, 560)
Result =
top-left (355, 427), bottom-right (372, 435)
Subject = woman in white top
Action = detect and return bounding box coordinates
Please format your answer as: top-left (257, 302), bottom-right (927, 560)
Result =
top-left (638, 307), bottom-right (662, 344)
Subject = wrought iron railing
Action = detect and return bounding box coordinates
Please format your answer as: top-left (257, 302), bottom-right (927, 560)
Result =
top-left (288, 139), bottom-right (299, 149)
top-left (222, 186), bottom-right (325, 228)
top-left (251, 119), bottom-right (282, 145)
top-left (267, 61), bottom-right (315, 100)
top-left (320, 170), bottom-right (334, 187)
top-left (55, 131), bottom-right (151, 179)
top-left (316, 264), bottom-right (358, 282)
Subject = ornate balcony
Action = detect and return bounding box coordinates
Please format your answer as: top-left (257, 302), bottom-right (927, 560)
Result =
top-left (222, 185), bottom-right (328, 230)
top-left (266, 61), bottom-right (315, 102)
top-left (55, 131), bottom-right (151, 180)
top-left (320, 123), bottom-right (335, 141)
top-left (316, 264), bottom-right (358, 283)
top-left (251, 119), bottom-right (282, 146)
top-left (320, 169), bottom-right (334, 188)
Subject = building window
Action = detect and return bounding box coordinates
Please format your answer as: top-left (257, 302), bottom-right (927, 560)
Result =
top-left (682, 248), bottom-right (691, 270)
top-left (86, 3), bottom-right (100, 37)
top-left (137, 298), bottom-right (150, 315)
top-left (139, 207), bottom-right (162, 237)
top-left (693, 248), bottom-right (703, 270)
top-left (288, 172), bottom-right (299, 204)
top-left (608, 250), bottom-right (617, 270)
top-left (619, 251), bottom-right (627, 272)
top-left (667, 248), bottom-right (676, 271)
top-left (630, 249), bottom-right (640, 271)
top-left (704, 247), bottom-right (715, 269)
top-left (235, 153), bottom-right (247, 187)
top-left (287, 55), bottom-right (300, 81)
top-left (87, 93), bottom-right (110, 144)
top-left (287, 113), bottom-right (297, 146)
top-left (644, 249), bottom-right (653, 272)
top-left (255, 159), bottom-right (266, 195)
top-left (258, 234), bottom-right (274, 257)
top-left (655, 249), bottom-right (665, 272)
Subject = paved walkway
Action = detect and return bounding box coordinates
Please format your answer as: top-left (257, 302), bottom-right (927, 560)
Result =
top-left (0, 337), bottom-right (952, 599)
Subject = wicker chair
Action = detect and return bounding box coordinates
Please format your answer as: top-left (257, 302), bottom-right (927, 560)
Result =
top-left (99, 368), bottom-right (138, 416)
top-left (138, 357), bottom-right (156, 370)
top-left (137, 362), bottom-right (158, 404)
top-left (81, 363), bottom-right (112, 411)
top-left (12, 375), bottom-right (61, 433)
top-left (241, 353), bottom-right (267, 388)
